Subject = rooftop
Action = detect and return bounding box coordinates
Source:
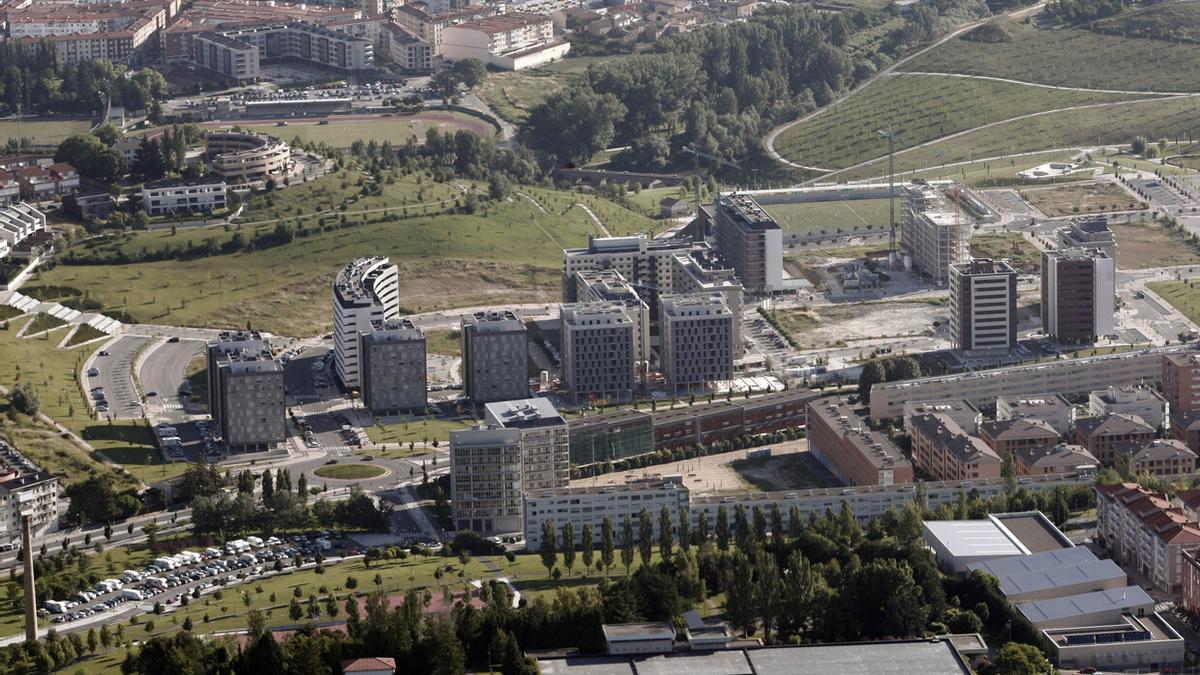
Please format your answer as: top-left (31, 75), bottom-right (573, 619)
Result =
top-left (922, 519), bottom-right (1028, 560)
top-left (716, 193), bottom-right (780, 231)
top-left (810, 399), bottom-right (909, 472)
top-left (952, 258), bottom-right (1015, 276)
top-left (1076, 412), bottom-right (1154, 438)
top-left (992, 512), bottom-right (1074, 552)
top-left (1019, 586), bottom-right (1154, 624)
top-left (1044, 612), bottom-right (1180, 646)
top-left (362, 318), bottom-right (423, 343)
top-left (454, 12), bottom-right (551, 34)
top-left (484, 397), bottom-right (565, 429)
top-left (334, 257), bottom-right (394, 306)
top-left (143, 176), bottom-right (228, 189)
top-left (968, 546), bottom-right (1098, 577)
top-left (998, 394), bottom-right (1071, 411)
top-left (997, 559), bottom-right (1127, 598)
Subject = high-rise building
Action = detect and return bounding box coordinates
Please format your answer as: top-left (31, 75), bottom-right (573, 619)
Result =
top-left (949, 258), bottom-right (1017, 353)
top-left (359, 318), bottom-right (426, 415)
top-left (333, 257), bottom-right (400, 390)
top-left (451, 397), bottom-right (569, 534)
top-left (573, 269), bottom-right (651, 369)
top-left (1165, 353), bottom-right (1200, 414)
top-left (900, 181), bottom-right (968, 287)
top-left (207, 331), bottom-right (286, 452)
top-left (713, 193), bottom-right (782, 294)
top-left (659, 293), bottom-right (734, 391)
top-left (1041, 248), bottom-right (1115, 343)
top-left (1058, 215), bottom-right (1116, 261)
top-left (461, 310), bottom-right (528, 404)
top-left (560, 302), bottom-right (635, 401)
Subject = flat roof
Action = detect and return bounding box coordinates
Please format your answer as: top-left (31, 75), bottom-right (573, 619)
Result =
top-left (748, 640), bottom-right (971, 675)
top-left (993, 513), bottom-right (1072, 552)
top-left (923, 520), bottom-right (1027, 559)
top-left (636, 651), bottom-right (752, 675)
top-left (998, 560), bottom-right (1126, 598)
top-left (967, 546), bottom-right (1096, 578)
top-left (485, 398), bottom-right (564, 429)
top-left (1020, 586), bottom-right (1154, 625)
top-left (601, 623), bottom-right (674, 640)
top-left (1045, 612), bottom-right (1180, 645)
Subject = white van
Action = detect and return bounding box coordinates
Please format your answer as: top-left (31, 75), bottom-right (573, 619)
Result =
top-left (44, 600), bottom-right (69, 614)
top-left (246, 536), bottom-right (264, 548)
top-left (121, 570), bottom-right (142, 583)
top-left (119, 589), bottom-right (144, 601)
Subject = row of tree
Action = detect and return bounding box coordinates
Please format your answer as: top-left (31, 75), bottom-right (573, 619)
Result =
top-left (0, 45), bottom-right (166, 117)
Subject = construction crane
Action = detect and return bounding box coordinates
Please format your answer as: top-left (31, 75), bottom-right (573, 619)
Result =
top-left (876, 127), bottom-right (905, 255)
top-left (681, 144), bottom-right (743, 240)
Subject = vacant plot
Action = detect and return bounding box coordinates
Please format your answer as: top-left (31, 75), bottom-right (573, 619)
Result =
top-left (313, 463), bottom-right (386, 480)
top-left (1111, 217), bottom-right (1200, 269)
top-left (0, 118), bottom-right (92, 144)
top-left (774, 73), bottom-right (1146, 169)
top-left (772, 300), bottom-right (946, 350)
top-left (901, 19), bottom-right (1200, 91)
top-left (423, 328), bottom-right (461, 356)
top-left (1148, 281), bottom-right (1200, 326)
top-left (66, 324), bottom-right (108, 347)
top-left (969, 232), bottom-right (1041, 273)
top-left (242, 111), bottom-right (496, 148)
top-left (479, 70), bottom-right (572, 124)
top-left (1020, 181), bottom-right (1144, 217)
top-left (763, 198), bottom-right (893, 234)
top-left (731, 450), bottom-right (835, 491)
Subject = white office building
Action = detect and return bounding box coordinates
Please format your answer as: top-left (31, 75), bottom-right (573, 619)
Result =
top-left (949, 258), bottom-right (1017, 353)
top-left (140, 177), bottom-right (228, 215)
top-left (332, 257), bottom-right (400, 390)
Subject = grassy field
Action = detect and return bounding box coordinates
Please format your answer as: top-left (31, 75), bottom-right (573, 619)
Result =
top-left (423, 329), bottom-right (461, 357)
top-left (34, 175), bottom-right (650, 338)
top-left (969, 232), bottom-right (1041, 273)
top-left (1111, 217), bottom-right (1200, 269)
top-left (1091, 1), bottom-right (1200, 46)
top-left (1019, 180), bottom-right (1145, 217)
top-left (363, 417), bottom-right (473, 447)
top-left (625, 187), bottom-right (696, 218)
top-left (0, 318), bottom-right (166, 488)
top-left (773, 73), bottom-right (1148, 169)
top-left (241, 112), bottom-right (497, 148)
top-left (313, 463), bottom-right (386, 480)
top-left (1148, 280), bottom-right (1200, 325)
top-left (763, 198), bottom-right (892, 234)
top-left (900, 18), bottom-right (1200, 91)
top-left (0, 118), bottom-right (92, 144)
top-left (832, 95), bottom-right (1200, 181)
top-left (66, 324), bottom-right (108, 347)
top-left (479, 70), bottom-right (573, 124)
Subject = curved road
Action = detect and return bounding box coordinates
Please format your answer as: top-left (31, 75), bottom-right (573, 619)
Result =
top-left (887, 70), bottom-right (1197, 96)
top-left (140, 338), bottom-right (206, 419)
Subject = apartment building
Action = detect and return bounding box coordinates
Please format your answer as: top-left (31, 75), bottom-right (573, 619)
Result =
top-left (659, 293), bottom-right (734, 391)
top-left (205, 131), bottom-right (291, 182)
top-left (1090, 385), bottom-right (1168, 431)
top-left (162, 0), bottom-right (362, 63)
top-left (1096, 482), bottom-right (1200, 591)
top-left (870, 345), bottom-right (1198, 420)
top-left (560, 302), bottom-right (635, 402)
top-left (900, 181), bottom-right (967, 287)
top-left (441, 12), bottom-right (569, 70)
top-left (1172, 410), bottom-right (1200, 453)
top-left (1128, 439), bottom-right (1197, 477)
top-left (903, 399), bottom-right (983, 436)
top-left (485, 398), bottom-right (570, 492)
top-left (206, 331), bottom-right (286, 452)
top-left (949, 258), bottom-right (1017, 353)
top-left (10, 1), bottom-right (165, 67)
top-left (1164, 352), bottom-right (1200, 414)
top-left (395, 3), bottom-right (498, 47)
top-left (1015, 443), bottom-right (1098, 477)
top-left (0, 203), bottom-right (45, 253)
top-left (1075, 413), bottom-right (1156, 466)
top-left (15, 163), bottom-right (79, 201)
top-left (194, 21), bottom-right (374, 82)
top-left (908, 412), bottom-right (1002, 481)
top-left (1041, 247), bottom-right (1115, 343)
top-left (140, 177), bottom-right (228, 215)
top-left (1183, 549), bottom-right (1200, 617)
top-left (333, 257), bottom-right (400, 390)
top-left (572, 269), bottom-right (650, 368)
top-left (359, 318), bottom-right (426, 415)
top-left (979, 418), bottom-right (1061, 458)
top-left (712, 193), bottom-right (782, 294)
top-left (996, 394), bottom-right (1075, 437)
top-left (523, 481), bottom-right (690, 548)
top-left (193, 31), bottom-right (260, 81)
top-left (807, 398), bottom-right (913, 486)
top-left (379, 22), bottom-right (433, 72)
top-left (672, 244), bottom-right (745, 348)
top-left (461, 310), bottom-right (528, 404)
top-left (1059, 216), bottom-right (1117, 261)
top-left (0, 442), bottom-right (59, 542)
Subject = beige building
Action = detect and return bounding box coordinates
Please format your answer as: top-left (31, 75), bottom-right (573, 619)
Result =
top-left (0, 442), bottom-right (59, 542)
top-left (903, 399), bottom-right (982, 436)
top-left (1096, 482), bottom-right (1200, 592)
top-left (1128, 439), bottom-right (1197, 477)
top-left (659, 293), bottom-right (734, 391)
top-left (713, 193), bottom-right (783, 293)
top-left (909, 412), bottom-right (1002, 481)
top-left (205, 131), bottom-right (291, 183)
top-left (440, 12), bottom-right (569, 70)
top-left (996, 393), bottom-right (1075, 437)
top-left (1090, 385), bottom-right (1168, 432)
top-left (379, 22), bottom-right (433, 72)
top-left (1015, 443), bottom-right (1098, 476)
top-left (979, 418), bottom-right (1061, 458)
top-left (1075, 413), bottom-right (1156, 466)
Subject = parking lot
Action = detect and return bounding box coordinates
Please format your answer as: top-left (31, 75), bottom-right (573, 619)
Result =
top-left (980, 189), bottom-right (1042, 219)
top-left (86, 336), bottom-right (148, 420)
top-left (1130, 177), bottom-right (1188, 208)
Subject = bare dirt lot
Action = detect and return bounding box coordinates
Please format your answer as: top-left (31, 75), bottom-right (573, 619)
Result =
top-left (731, 448), bottom-right (839, 491)
top-left (775, 300), bottom-right (947, 350)
top-left (1110, 218), bottom-right (1200, 269)
top-left (1020, 180), bottom-right (1144, 218)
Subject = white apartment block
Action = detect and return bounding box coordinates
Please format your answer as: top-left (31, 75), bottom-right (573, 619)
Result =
top-left (205, 131), bottom-right (291, 183)
top-left (0, 202), bottom-right (46, 251)
top-left (484, 398), bottom-right (570, 492)
top-left (561, 302), bottom-right (635, 401)
top-left (379, 23), bottom-right (433, 72)
top-left (332, 257), bottom-right (400, 390)
top-left (659, 293), bottom-right (734, 391)
top-left (996, 393), bottom-right (1075, 437)
top-left (1090, 386), bottom-right (1168, 432)
top-left (140, 178), bottom-right (228, 215)
top-left (194, 21), bottom-right (374, 82)
top-left (0, 442), bottom-right (59, 542)
top-left (949, 258), bottom-right (1017, 353)
top-left (440, 12), bottom-right (569, 70)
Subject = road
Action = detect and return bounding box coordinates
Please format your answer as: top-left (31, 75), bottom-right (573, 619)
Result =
top-left (139, 338), bottom-right (206, 420)
top-left (85, 335), bottom-right (148, 420)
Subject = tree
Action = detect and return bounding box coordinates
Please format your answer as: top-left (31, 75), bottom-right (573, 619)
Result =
top-left (753, 547), bottom-right (782, 644)
top-left (581, 523), bottom-right (594, 575)
top-left (450, 58), bottom-right (487, 89)
top-left (984, 642), bottom-right (1056, 675)
top-left (677, 507), bottom-right (691, 554)
top-left (561, 521), bottom-right (576, 576)
top-left (725, 552), bottom-right (757, 636)
top-left (87, 627), bottom-right (98, 654)
top-left (296, 473), bottom-right (308, 502)
top-left (521, 85), bottom-right (626, 165)
top-left (288, 598), bottom-right (303, 621)
top-left (1002, 452), bottom-right (1018, 497)
top-left (858, 360), bottom-right (885, 403)
top-left (500, 631), bottom-right (538, 675)
top-left (638, 509), bottom-right (653, 568)
top-left (620, 514), bottom-right (635, 575)
top-left (658, 506), bottom-right (673, 561)
top-left (716, 505), bottom-right (730, 551)
top-left (778, 551), bottom-right (816, 641)
top-left (240, 631), bottom-right (284, 672)
top-left (8, 382), bottom-right (40, 415)
top-left (601, 516), bottom-right (615, 576)
top-left (424, 619), bottom-right (467, 675)
top-left (539, 519), bottom-right (557, 578)
top-left (261, 469), bottom-right (274, 504)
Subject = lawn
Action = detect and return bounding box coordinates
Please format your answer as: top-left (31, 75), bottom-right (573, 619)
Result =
top-left (241, 111), bottom-right (497, 148)
top-left (1019, 180), bottom-right (1145, 217)
top-left (66, 324), bottom-right (109, 347)
top-left (479, 70), bottom-right (573, 124)
top-left (423, 329), bottom-right (461, 357)
top-left (1148, 280), bottom-right (1200, 326)
top-left (900, 18), bottom-right (1200, 91)
top-left (22, 313), bottom-right (67, 336)
top-left (832, 95), bottom-right (1200, 182)
top-left (762, 198), bottom-right (893, 234)
top-left (969, 232), bottom-right (1041, 273)
top-left (773, 73), bottom-right (1148, 170)
top-left (1091, 0), bottom-right (1200, 44)
top-left (363, 417), bottom-right (474, 447)
top-left (625, 187), bottom-right (696, 218)
top-left (1110, 217), bottom-right (1200, 269)
top-left (35, 175), bottom-right (638, 338)
top-left (313, 464), bottom-right (386, 480)
top-left (0, 118), bottom-right (92, 144)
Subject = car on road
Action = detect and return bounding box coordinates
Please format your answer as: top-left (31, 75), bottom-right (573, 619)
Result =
top-left (146, 391), bottom-right (157, 397)
top-left (87, 368), bottom-right (99, 377)
top-left (98, 350), bottom-right (109, 356)
top-left (167, 336), bottom-right (180, 343)
top-left (325, 459), bottom-right (338, 465)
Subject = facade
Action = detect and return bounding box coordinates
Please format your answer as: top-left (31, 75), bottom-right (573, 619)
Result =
top-left (567, 409), bottom-right (654, 467)
top-left (523, 481), bottom-right (689, 549)
top-left (205, 131), bottom-right (291, 183)
top-left (979, 418), bottom-right (1061, 458)
top-left (1163, 352), bottom-right (1200, 414)
top-left (1128, 439), bottom-right (1197, 477)
top-left (395, 4), bottom-right (499, 47)
top-left (807, 398), bottom-right (913, 486)
top-left (194, 21), bottom-right (375, 82)
top-left (560, 302), bottom-right (635, 401)
top-left (658, 293), bottom-right (734, 391)
top-left (379, 23), bottom-right (433, 72)
top-left (573, 269), bottom-right (651, 368)
top-left (15, 163), bottom-right (79, 200)
top-left (483, 398), bottom-right (570, 493)
top-left (903, 399), bottom-right (983, 436)
top-left (1044, 613), bottom-right (1183, 673)
top-left (1074, 413), bottom-right (1156, 466)
top-left (206, 331), bottom-right (286, 452)
top-left (0, 203), bottom-right (46, 252)
top-left (333, 257), bottom-right (400, 390)
top-left (461, 310), bottom-right (528, 404)
top-left (140, 177), bottom-right (228, 215)
top-left (901, 181), bottom-right (967, 287)
top-left (1183, 549), bottom-right (1200, 617)
top-left (870, 345), bottom-right (1198, 420)
top-left (671, 244), bottom-right (745, 348)
top-left (908, 412), bottom-right (1002, 482)
top-left (1171, 409), bottom-right (1200, 453)
top-left (1015, 443), bottom-right (1098, 476)
top-left (359, 318), bottom-right (426, 415)
top-left (440, 12), bottom-right (570, 70)
top-left (0, 442), bottom-right (59, 541)
top-left (1041, 247), bottom-right (1115, 343)
top-left (602, 623), bottom-right (676, 656)
top-left (712, 193), bottom-right (783, 293)
top-left (193, 31), bottom-right (261, 81)
top-left (1059, 215), bottom-right (1117, 261)
top-left (1090, 385), bottom-right (1167, 432)
top-left (996, 393), bottom-right (1075, 437)
top-left (949, 258), bottom-right (1017, 353)
top-left (1096, 482), bottom-right (1200, 591)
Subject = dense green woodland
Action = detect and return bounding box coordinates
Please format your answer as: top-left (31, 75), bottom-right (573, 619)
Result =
top-left (0, 43), bottom-right (165, 116)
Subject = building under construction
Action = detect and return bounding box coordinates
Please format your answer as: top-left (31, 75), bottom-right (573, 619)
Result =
top-left (900, 180), bottom-right (969, 287)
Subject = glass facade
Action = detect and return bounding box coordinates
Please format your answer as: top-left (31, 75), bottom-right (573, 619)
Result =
top-left (568, 416), bottom-right (654, 466)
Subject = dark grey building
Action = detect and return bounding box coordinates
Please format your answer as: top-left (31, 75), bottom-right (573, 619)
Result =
top-left (461, 310), bottom-right (528, 404)
top-left (560, 301), bottom-right (635, 402)
top-left (360, 318), bottom-right (427, 415)
top-left (207, 331), bottom-right (285, 452)
top-left (659, 293), bottom-right (734, 391)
